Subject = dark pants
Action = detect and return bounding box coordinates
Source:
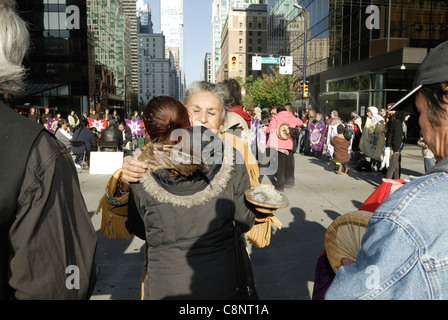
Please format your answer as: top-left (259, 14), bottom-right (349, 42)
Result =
top-left (276, 150), bottom-right (293, 191)
top-left (286, 151), bottom-right (295, 187)
top-left (424, 157), bottom-right (436, 172)
top-left (75, 147), bottom-right (96, 166)
top-left (386, 152), bottom-right (401, 179)
top-left (330, 160), bottom-right (349, 173)
top-left (303, 131), bottom-right (312, 155)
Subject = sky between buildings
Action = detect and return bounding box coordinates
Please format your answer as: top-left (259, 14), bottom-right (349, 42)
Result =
top-left (149, 0), bottom-right (213, 89)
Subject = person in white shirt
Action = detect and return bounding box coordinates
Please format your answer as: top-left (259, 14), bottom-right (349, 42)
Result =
top-left (54, 119), bottom-right (73, 152)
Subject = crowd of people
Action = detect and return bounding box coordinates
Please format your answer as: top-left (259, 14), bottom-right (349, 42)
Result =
top-left (290, 102), bottom-right (436, 180)
top-left (25, 104), bottom-right (143, 169)
top-left (2, 0), bottom-right (448, 301)
top-left (28, 79), bottom-right (393, 192)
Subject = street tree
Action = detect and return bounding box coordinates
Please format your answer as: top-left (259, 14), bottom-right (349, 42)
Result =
top-left (236, 70), bottom-right (301, 111)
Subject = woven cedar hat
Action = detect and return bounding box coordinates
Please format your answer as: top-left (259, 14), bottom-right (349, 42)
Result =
top-left (325, 211), bottom-right (373, 273)
top-left (277, 123), bottom-right (291, 140)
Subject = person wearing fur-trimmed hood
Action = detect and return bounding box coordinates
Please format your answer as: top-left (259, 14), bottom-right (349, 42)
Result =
top-left (125, 96), bottom-right (257, 300)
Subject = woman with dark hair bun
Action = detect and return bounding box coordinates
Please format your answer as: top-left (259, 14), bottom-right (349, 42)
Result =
top-left (103, 95), bottom-right (257, 300)
top-left (142, 96), bottom-right (191, 143)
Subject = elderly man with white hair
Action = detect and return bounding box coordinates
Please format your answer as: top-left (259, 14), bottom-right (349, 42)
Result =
top-left (0, 0), bottom-right (98, 299)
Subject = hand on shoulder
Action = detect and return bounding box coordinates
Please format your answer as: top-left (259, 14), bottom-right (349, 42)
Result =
top-left (121, 156), bottom-right (147, 184)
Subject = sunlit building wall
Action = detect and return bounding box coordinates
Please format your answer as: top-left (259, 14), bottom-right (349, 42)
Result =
top-left (211, 0), bottom-right (267, 83)
top-left (87, 0), bottom-right (133, 112)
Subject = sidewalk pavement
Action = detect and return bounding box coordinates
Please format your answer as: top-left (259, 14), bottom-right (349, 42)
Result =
top-left (79, 144), bottom-right (426, 300)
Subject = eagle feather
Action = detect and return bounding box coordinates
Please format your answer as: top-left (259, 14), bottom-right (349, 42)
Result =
top-left (137, 143), bottom-right (207, 176)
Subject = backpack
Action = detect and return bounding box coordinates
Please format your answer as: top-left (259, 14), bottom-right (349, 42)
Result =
top-left (344, 126), bottom-right (355, 140)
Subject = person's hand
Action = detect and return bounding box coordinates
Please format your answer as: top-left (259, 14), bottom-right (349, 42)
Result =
top-left (121, 156), bottom-right (147, 184)
top-left (382, 178), bottom-right (405, 195)
top-left (341, 258), bottom-right (355, 266)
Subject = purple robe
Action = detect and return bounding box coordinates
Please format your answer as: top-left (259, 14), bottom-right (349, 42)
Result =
top-left (312, 251), bottom-right (335, 300)
top-left (309, 120), bottom-right (326, 152)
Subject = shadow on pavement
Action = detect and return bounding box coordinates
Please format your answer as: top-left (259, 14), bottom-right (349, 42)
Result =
top-left (90, 224), bottom-right (145, 300)
top-left (250, 207), bottom-right (327, 300)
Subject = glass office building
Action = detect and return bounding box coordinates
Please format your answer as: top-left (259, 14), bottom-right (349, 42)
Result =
top-left (87, 0), bottom-right (133, 113)
top-left (16, 0), bottom-right (92, 117)
top-left (269, 0), bottom-right (448, 124)
top-left (15, 0), bottom-right (133, 117)
top-left (160, 0), bottom-right (185, 97)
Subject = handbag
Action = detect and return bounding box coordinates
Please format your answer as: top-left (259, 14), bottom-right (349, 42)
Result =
top-left (233, 222), bottom-right (259, 300)
top-left (231, 182), bottom-right (259, 300)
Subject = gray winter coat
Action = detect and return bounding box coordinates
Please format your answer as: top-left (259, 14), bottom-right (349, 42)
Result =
top-left (127, 133), bottom-right (256, 300)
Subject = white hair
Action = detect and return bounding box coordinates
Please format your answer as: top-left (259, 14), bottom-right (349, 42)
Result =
top-left (0, 0), bottom-right (30, 94)
top-left (183, 81), bottom-right (231, 125)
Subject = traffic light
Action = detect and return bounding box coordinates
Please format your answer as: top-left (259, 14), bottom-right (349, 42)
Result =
top-left (230, 55), bottom-right (238, 71)
top-left (303, 84), bottom-right (309, 98)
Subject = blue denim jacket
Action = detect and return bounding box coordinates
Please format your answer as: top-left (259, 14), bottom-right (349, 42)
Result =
top-left (325, 157), bottom-right (448, 300)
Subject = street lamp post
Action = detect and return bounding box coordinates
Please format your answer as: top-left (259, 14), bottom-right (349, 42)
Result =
top-left (293, 3), bottom-right (307, 107)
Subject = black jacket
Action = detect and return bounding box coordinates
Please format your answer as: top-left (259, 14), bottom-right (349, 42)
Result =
top-left (386, 118), bottom-right (404, 152)
top-left (127, 130), bottom-right (256, 300)
top-left (72, 126), bottom-right (98, 153)
top-left (100, 126), bottom-right (123, 149)
top-left (0, 103), bottom-right (98, 299)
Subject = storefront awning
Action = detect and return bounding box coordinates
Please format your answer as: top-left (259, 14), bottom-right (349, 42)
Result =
top-left (18, 83), bottom-right (68, 97)
top-left (318, 91), bottom-right (360, 101)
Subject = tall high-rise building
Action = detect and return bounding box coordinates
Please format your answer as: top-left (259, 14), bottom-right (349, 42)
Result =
top-left (218, 4), bottom-right (268, 82)
top-left (138, 5), bottom-right (178, 106)
top-left (87, 0), bottom-right (133, 114)
top-left (202, 53), bottom-right (212, 82)
top-left (160, 0), bottom-right (185, 98)
top-left (122, 0), bottom-right (139, 93)
top-left (137, 33), bottom-right (173, 106)
top-left (137, 0), bottom-right (153, 34)
top-left (15, 0), bottom-right (92, 116)
top-left (211, 0), bottom-right (267, 83)
top-left (269, 0), bottom-right (448, 141)
top-left (16, 0), bottom-right (135, 116)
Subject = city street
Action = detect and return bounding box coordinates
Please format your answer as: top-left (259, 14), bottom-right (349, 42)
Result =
top-left (79, 144), bottom-right (426, 300)
top-left (5, 0), bottom-right (446, 305)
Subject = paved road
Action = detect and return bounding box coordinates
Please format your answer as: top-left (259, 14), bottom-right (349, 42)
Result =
top-left (78, 144), bottom-right (426, 300)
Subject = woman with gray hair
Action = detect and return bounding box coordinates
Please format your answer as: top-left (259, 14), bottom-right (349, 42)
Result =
top-left (182, 80), bottom-right (231, 131)
top-left (122, 81), bottom-right (248, 183)
top-left (0, 0), bottom-right (98, 299)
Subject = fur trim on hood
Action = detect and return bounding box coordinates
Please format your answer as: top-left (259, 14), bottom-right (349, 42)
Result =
top-left (133, 131), bottom-right (235, 208)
